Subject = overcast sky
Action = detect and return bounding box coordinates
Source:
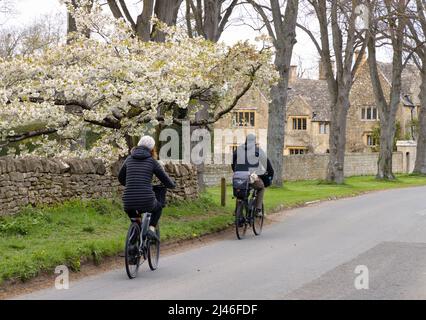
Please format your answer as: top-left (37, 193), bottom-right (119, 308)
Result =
top-left (2, 0), bottom-right (391, 79)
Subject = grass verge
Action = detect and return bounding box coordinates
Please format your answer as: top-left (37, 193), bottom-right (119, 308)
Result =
top-left (1, 174), bottom-right (426, 285)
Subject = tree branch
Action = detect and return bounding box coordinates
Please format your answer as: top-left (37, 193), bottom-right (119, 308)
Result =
top-left (119, 0), bottom-right (137, 31)
top-left (217, 0), bottom-right (238, 40)
top-left (3, 127), bottom-right (58, 144)
top-left (247, 0), bottom-right (276, 45)
top-left (107, 0), bottom-right (125, 20)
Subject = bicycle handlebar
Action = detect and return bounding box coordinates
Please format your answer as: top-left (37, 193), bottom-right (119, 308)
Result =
top-left (152, 184), bottom-right (167, 188)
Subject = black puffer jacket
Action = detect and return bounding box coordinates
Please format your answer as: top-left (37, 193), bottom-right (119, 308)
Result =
top-left (118, 146), bottom-right (176, 212)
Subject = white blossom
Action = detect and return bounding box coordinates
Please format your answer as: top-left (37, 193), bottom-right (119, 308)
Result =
top-left (0, 1), bottom-right (276, 163)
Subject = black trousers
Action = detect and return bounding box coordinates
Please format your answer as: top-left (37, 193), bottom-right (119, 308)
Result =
top-left (149, 200), bottom-right (163, 227)
top-left (125, 186), bottom-right (167, 228)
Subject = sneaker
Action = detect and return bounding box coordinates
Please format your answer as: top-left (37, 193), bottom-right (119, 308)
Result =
top-left (147, 229), bottom-right (160, 242)
top-left (255, 208), bottom-right (263, 217)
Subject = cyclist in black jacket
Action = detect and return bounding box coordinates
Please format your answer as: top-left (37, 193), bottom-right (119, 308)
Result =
top-left (118, 135), bottom-right (175, 239)
top-left (231, 134), bottom-right (274, 214)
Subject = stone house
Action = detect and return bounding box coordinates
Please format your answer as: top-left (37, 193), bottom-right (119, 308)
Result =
top-left (346, 59), bottom-right (419, 153)
top-left (285, 57), bottom-right (420, 154)
top-left (214, 55), bottom-right (420, 155)
top-left (213, 86), bottom-right (269, 155)
top-left (284, 73), bottom-right (330, 155)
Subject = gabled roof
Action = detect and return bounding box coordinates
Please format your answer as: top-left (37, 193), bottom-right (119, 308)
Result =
top-left (287, 78), bottom-right (331, 122)
top-left (234, 85), bottom-right (270, 111)
top-left (377, 62), bottom-right (420, 104)
top-left (286, 61), bottom-right (420, 120)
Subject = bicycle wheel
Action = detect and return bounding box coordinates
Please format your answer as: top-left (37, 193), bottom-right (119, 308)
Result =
top-left (253, 203), bottom-right (264, 236)
top-left (252, 203), bottom-right (265, 236)
top-left (148, 226), bottom-right (160, 271)
top-left (125, 222), bottom-right (141, 279)
top-left (235, 200), bottom-right (247, 240)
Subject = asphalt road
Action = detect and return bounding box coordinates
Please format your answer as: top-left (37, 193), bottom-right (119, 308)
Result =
top-left (16, 186), bottom-right (426, 300)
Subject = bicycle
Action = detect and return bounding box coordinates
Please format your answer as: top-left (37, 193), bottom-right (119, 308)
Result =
top-left (234, 186), bottom-right (264, 240)
top-left (124, 185), bottom-right (165, 279)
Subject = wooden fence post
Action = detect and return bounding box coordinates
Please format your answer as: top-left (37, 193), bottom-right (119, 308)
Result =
top-left (220, 177), bottom-right (226, 207)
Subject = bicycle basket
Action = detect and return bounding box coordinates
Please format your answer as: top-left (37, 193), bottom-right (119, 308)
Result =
top-left (232, 171), bottom-right (250, 199)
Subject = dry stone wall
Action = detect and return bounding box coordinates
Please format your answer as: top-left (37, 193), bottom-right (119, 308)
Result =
top-left (0, 157), bottom-right (198, 216)
top-left (203, 152), bottom-right (405, 186)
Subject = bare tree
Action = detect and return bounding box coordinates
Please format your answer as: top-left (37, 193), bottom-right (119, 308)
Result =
top-left (105, 0), bottom-right (183, 42)
top-left (183, 0), bottom-right (240, 189)
top-left (22, 13), bottom-right (64, 56)
top-left (367, 0), bottom-right (409, 180)
top-left (0, 27), bottom-right (20, 58)
top-left (406, 0), bottom-right (426, 174)
top-left (246, 0), bottom-right (299, 187)
top-left (0, 0), bottom-right (14, 26)
top-left (0, 12), bottom-right (65, 58)
top-left (184, 0), bottom-right (239, 41)
top-left (297, 0), bottom-right (367, 184)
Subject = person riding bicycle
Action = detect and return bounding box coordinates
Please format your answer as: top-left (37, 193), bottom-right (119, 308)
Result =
top-left (231, 133), bottom-right (274, 217)
top-left (118, 135), bottom-right (176, 240)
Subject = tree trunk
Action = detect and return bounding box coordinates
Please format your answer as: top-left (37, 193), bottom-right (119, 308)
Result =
top-left (152, 0), bottom-right (183, 42)
top-left (266, 0), bottom-right (298, 187)
top-left (377, 114), bottom-right (396, 179)
top-left (125, 134), bottom-right (136, 154)
top-left (192, 101), bottom-right (210, 191)
top-left (369, 0), bottom-right (405, 180)
top-left (267, 79), bottom-right (287, 186)
top-left (203, 0), bottom-right (220, 41)
top-left (375, 66), bottom-right (401, 180)
top-left (136, 0), bottom-right (154, 41)
top-left (326, 96), bottom-right (349, 184)
top-left (414, 65), bottom-right (426, 174)
top-left (183, 0), bottom-right (238, 188)
top-left (67, 0), bottom-right (77, 38)
top-left (268, 48), bottom-right (292, 186)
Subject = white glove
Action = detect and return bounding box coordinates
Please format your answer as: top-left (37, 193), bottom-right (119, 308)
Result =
top-left (250, 173), bottom-right (258, 184)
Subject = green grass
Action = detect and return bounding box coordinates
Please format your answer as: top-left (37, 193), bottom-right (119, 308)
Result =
top-left (207, 174), bottom-right (426, 213)
top-left (0, 194), bottom-right (229, 285)
top-left (1, 174), bottom-right (426, 285)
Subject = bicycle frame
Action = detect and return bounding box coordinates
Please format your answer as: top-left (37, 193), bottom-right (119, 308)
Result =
top-left (236, 188), bottom-right (258, 220)
top-left (140, 212), bottom-right (151, 241)
top-left (130, 211), bottom-right (152, 255)
top-left (125, 184), bottom-right (166, 278)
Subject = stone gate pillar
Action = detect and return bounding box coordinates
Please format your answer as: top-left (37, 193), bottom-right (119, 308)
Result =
top-left (396, 140), bottom-right (417, 174)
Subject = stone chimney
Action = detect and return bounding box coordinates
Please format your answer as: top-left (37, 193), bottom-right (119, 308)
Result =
top-left (289, 65), bottom-right (297, 84)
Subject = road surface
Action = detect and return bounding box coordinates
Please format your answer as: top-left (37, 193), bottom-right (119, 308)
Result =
top-left (15, 186), bottom-right (426, 299)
